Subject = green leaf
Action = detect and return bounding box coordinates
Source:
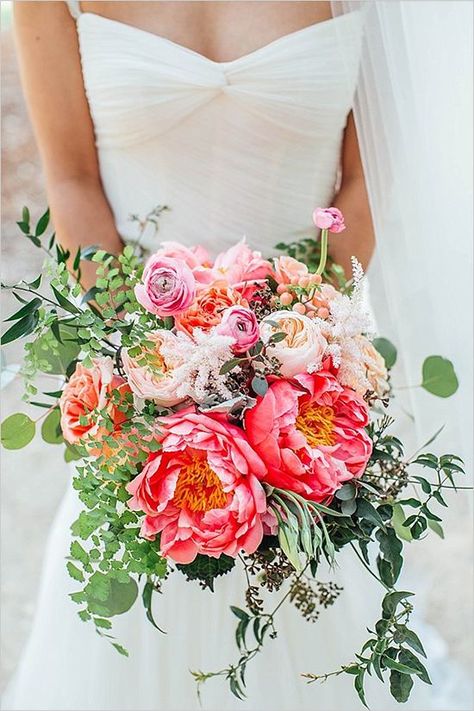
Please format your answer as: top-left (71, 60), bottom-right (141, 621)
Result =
top-left (1, 311), bottom-right (39, 345)
top-left (427, 519), bottom-right (444, 539)
top-left (1, 413), bottom-right (35, 449)
top-left (176, 554), bottom-right (235, 591)
top-left (35, 208), bottom-right (50, 236)
top-left (142, 581), bottom-right (166, 633)
top-left (51, 285), bottom-right (82, 314)
top-left (402, 629), bottom-right (427, 658)
top-left (341, 498), bottom-right (357, 516)
top-left (64, 444), bottom-right (82, 462)
top-left (373, 337), bottom-right (397, 368)
top-left (421, 356), bottom-right (458, 398)
top-left (22, 206), bottom-right (30, 225)
top-left (230, 606), bottom-right (250, 622)
top-left (41, 408), bottom-right (63, 444)
top-left (31, 325), bottom-right (81, 375)
top-left (219, 358), bottom-right (243, 375)
top-left (390, 669), bottom-right (414, 702)
top-left (335, 483), bottom-right (356, 501)
top-left (354, 670), bottom-right (368, 708)
top-left (398, 648), bottom-right (431, 684)
top-left (391, 504), bottom-right (413, 542)
top-left (251, 375), bottom-right (269, 396)
top-left (67, 561), bottom-right (85, 582)
top-left (382, 591), bottom-right (414, 619)
top-left (86, 573), bottom-right (138, 617)
top-left (382, 655), bottom-right (419, 675)
top-left (357, 498), bottom-right (385, 528)
top-left (4, 297), bottom-right (42, 322)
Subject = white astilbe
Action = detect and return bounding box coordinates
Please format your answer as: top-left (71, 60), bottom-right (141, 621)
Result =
top-left (160, 329), bottom-right (236, 403)
top-left (324, 259), bottom-right (374, 342)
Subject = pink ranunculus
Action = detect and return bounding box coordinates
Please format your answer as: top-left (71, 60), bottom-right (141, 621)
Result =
top-left (215, 306), bottom-right (259, 354)
top-left (134, 255), bottom-right (196, 317)
top-left (273, 255), bottom-right (308, 286)
top-left (213, 238), bottom-right (273, 286)
top-left (59, 357), bottom-right (131, 445)
top-left (260, 311), bottom-right (327, 377)
top-left (126, 409), bottom-right (267, 563)
top-left (244, 369), bottom-right (372, 503)
top-left (312, 207), bottom-right (346, 234)
top-left (153, 241), bottom-right (214, 289)
top-left (121, 330), bottom-right (188, 407)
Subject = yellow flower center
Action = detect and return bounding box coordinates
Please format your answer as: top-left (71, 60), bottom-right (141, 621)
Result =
top-left (173, 453), bottom-right (228, 512)
top-left (296, 403), bottom-right (336, 447)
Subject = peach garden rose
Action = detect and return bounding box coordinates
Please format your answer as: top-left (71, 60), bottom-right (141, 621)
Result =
top-left (59, 357), bottom-right (131, 445)
top-left (121, 330), bottom-right (188, 407)
top-left (260, 311), bottom-right (327, 377)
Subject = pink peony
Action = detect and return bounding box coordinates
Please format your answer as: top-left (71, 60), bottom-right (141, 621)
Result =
top-left (215, 306), bottom-right (259, 354)
top-left (213, 238), bottom-right (273, 286)
top-left (135, 256), bottom-right (196, 317)
top-left (273, 255), bottom-right (308, 286)
top-left (59, 357), bottom-right (131, 444)
top-left (127, 409), bottom-right (267, 563)
top-left (244, 369), bottom-right (372, 503)
top-left (121, 330), bottom-right (188, 407)
top-left (153, 241), bottom-right (214, 289)
top-left (312, 207), bottom-right (346, 234)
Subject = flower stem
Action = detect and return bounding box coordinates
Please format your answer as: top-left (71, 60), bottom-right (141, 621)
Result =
top-left (316, 229), bottom-right (329, 276)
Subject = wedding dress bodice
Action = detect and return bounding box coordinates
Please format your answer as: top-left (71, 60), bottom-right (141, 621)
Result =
top-left (74, 10), bottom-right (364, 255)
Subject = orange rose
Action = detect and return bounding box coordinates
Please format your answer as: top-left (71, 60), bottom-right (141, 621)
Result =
top-left (59, 357), bottom-right (131, 445)
top-left (174, 286), bottom-right (243, 336)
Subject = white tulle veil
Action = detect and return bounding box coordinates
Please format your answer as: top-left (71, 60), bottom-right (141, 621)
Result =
top-left (331, 0), bottom-right (473, 470)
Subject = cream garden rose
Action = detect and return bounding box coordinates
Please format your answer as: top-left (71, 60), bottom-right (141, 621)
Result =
top-left (260, 311), bottom-right (327, 377)
top-left (122, 330), bottom-right (187, 407)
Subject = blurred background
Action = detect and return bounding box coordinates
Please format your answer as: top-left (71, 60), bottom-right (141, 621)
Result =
top-left (0, 1), bottom-right (472, 707)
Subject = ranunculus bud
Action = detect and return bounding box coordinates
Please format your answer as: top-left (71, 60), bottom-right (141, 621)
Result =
top-left (216, 306), bottom-right (259, 354)
top-left (312, 207), bottom-right (346, 233)
top-left (134, 256), bottom-right (196, 317)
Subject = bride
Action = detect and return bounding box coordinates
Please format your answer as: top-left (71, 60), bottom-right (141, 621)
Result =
top-left (4, 1), bottom-right (471, 710)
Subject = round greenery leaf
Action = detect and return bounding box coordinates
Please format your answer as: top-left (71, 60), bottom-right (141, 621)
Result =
top-left (31, 325), bottom-right (80, 375)
top-left (41, 408), bottom-right (63, 444)
top-left (421, 356), bottom-right (458, 398)
top-left (1, 413), bottom-right (36, 449)
top-left (373, 337), bottom-right (397, 369)
top-left (87, 573), bottom-right (138, 617)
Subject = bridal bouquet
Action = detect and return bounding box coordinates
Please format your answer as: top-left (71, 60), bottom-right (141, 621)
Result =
top-left (1, 206), bottom-right (465, 707)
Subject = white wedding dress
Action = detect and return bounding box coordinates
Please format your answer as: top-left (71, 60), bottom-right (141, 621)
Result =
top-left (2, 5), bottom-right (461, 711)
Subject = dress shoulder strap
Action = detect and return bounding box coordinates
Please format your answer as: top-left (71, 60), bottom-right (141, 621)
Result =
top-left (65, 1), bottom-right (82, 20)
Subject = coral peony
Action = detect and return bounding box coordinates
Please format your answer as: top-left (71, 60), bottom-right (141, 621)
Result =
top-left (122, 330), bottom-right (188, 406)
top-left (244, 369), bottom-right (372, 502)
top-left (212, 238), bottom-right (273, 286)
top-left (273, 255), bottom-right (308, 286)
top-left (127, 409), bottom-right (267, 563)
top-left (260, 311), bottom-right (327, 377)
top-left (135, 255), bottom-right (196, 317)
top-left (215, 306), bottom-right (259, 354)
top-left (59, 357), bottom-right (131, 444)
top-left (174, 285), bottom-right (242, 336)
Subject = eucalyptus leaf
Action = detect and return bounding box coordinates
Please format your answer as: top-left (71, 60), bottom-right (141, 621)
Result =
top-left (373, 337), bottom-right (397, 368)
top-left (41, 408), bottom-right (63, 445)
top-left (421, 356), bottom-right (458, 398)
top-left (1, 413), bottom-right (36, 449)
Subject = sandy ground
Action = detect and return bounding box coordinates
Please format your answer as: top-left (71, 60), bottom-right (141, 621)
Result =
top-left (0, 14), bottom-right (473, 708)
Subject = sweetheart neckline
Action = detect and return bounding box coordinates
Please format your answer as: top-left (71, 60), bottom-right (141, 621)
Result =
top-left (77, 10), bottom-right (361, 67)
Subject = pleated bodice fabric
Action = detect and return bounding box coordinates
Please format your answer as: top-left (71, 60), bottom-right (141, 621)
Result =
top-left (76, 11), bottom-right (364, 253)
